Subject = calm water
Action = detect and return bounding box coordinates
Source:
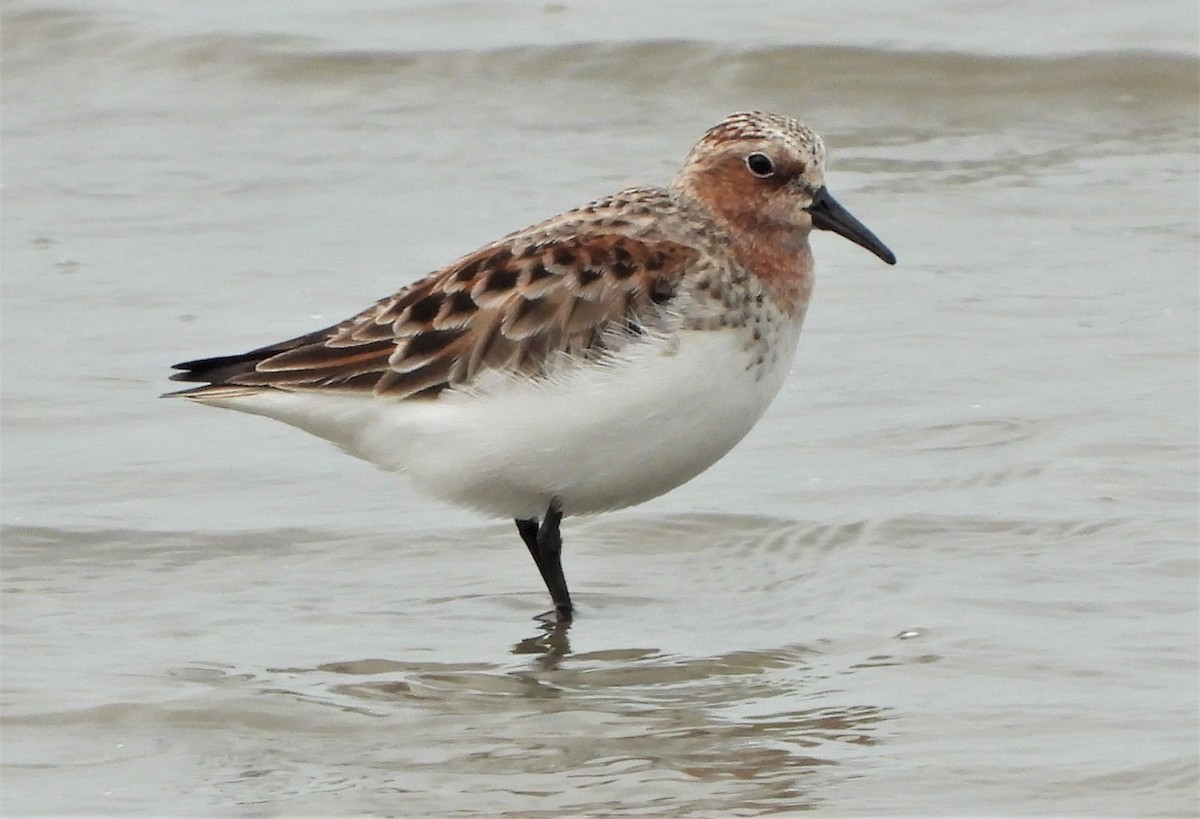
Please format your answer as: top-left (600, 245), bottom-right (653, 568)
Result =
top-left (3, 1), bottom-right (1198, 815)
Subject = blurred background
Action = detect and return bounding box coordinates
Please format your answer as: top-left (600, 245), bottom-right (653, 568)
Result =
top-left (3, 2), bottom-right (1197, 815)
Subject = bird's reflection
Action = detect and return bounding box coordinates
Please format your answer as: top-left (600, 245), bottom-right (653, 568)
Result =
top-left (511, 616), bottom-right (572, 668)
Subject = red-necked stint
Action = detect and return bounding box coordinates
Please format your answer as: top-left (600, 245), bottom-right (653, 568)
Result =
top-left (167, 111), bottom-right (896, 621)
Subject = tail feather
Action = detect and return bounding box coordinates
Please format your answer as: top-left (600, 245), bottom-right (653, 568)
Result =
top-left (166, 326), bottom-right (337, 398)
top-left (170, 349), bottom-right (275, 384)
top-left (168, 325), bottom-right (337, 382)
top-left (161, 383), bottom-right (269, 399)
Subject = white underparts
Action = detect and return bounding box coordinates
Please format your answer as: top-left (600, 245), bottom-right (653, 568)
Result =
top-left (188, 322), bottom-right (803, 519)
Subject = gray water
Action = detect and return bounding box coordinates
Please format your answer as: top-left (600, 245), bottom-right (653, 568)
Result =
top-left (2, 1), bottom-right (1198, 815)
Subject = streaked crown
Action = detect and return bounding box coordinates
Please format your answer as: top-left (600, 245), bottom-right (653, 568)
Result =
top-left (676, 111), bottom-right (827, 180)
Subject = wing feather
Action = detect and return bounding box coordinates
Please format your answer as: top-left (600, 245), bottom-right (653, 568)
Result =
top-left (169, 229), bottom-right (699, 401)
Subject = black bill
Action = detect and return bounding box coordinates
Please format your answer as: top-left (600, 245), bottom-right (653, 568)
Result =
top-left (805, 186), bottom-right (896, 265)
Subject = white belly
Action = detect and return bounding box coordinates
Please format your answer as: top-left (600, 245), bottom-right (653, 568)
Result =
top-left (194, 323), bottom-right (802, 519)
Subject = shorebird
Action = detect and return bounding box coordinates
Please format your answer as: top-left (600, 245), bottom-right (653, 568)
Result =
top-left (167, 111), bottom-right (896, 621)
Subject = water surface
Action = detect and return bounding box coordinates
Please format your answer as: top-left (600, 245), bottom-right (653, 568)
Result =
top-left (2, 2), bottom-right (1197, 815)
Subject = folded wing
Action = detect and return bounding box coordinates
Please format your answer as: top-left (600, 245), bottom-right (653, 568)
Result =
top-left (169, 232), bottom-right (698, 401)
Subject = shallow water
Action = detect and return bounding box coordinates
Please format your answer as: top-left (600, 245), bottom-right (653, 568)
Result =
top-left (3, 1), bottom-right (1198, 815)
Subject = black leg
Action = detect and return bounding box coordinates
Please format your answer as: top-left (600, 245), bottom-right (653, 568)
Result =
top-left (536, 502), bottom-right (572, 621)
top-left (515, 516), bottom-right (556, 603)
top-left (513, 501), bottom-right (573, 621)
top-left (515, 517), bottom-right (542, 569)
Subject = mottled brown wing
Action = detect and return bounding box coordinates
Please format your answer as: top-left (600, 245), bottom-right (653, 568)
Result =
top-left (170, 233), bottom-right (698, 400)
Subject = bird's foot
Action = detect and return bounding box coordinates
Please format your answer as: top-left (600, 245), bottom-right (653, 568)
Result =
top-left (533, 604), bottom-right (573, 624)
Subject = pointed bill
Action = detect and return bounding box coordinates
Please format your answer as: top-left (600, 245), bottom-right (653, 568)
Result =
top-left (806, 186), bottom-right (896, 265)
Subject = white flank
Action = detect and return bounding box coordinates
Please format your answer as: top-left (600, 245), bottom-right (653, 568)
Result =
top-left (188, 323), bottom-right (803, 519)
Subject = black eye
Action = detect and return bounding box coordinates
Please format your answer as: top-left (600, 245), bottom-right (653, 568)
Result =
top-left (745, 152), bottom-right (775, 178)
